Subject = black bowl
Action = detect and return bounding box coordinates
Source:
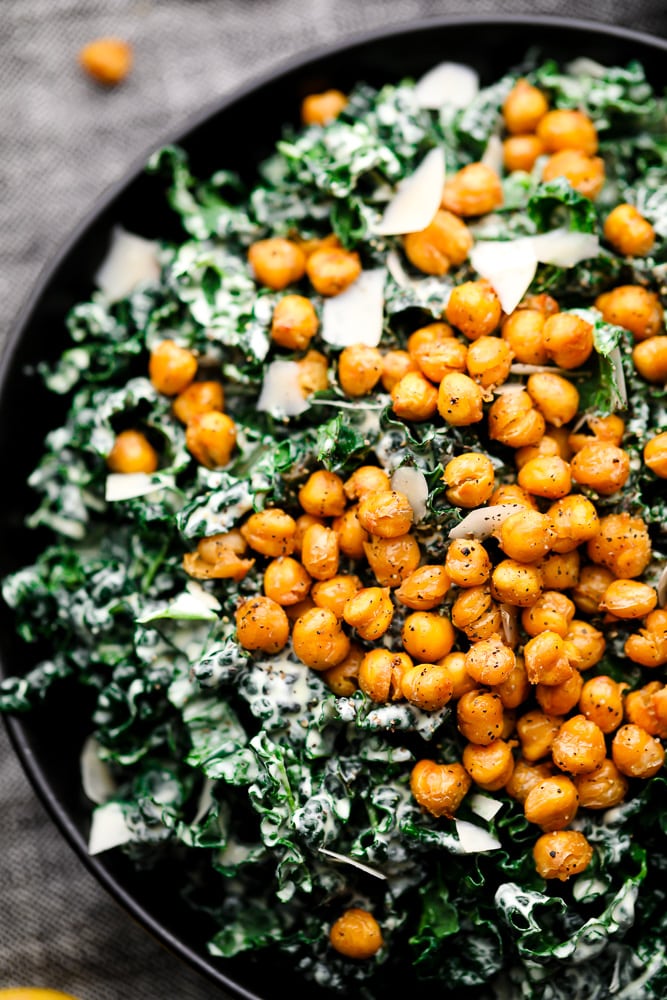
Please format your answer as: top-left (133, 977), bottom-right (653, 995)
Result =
top-left (2, 13), bottom-right (667, 1000)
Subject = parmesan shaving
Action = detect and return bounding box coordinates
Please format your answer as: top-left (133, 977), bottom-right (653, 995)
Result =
top-left (319, 847), bottom-right (387, 880)
top-left (372, 147), bottom-right (445, 236)
top-left (320, 269), bottom-right (386, 347)
top-left (414, 61), bottom-right (479, 110)
top-left (657, 563), bottom-right (667, 607)
top-left (257, 360), bottom-right (309, 418)
top-left (448, 503), bottom-right (523, 540)
top-left (469, 237), bottom-right (537, 314)
top-left (469, 793), bottom-right (503, 822)
top-left (88, 801), bottom-right (133, 855)
top-left (81, 736), bottom-right (117, 805)
top-left (481, 133), bottom-right (504, 175)
top-left (454, 818), bottom-right (501, 853)
top-left (530, 228), bottom-right (600, 267)
top-left (94, 226), bottom-right (160, 302)
top-left (608, 344), bottom-right (628, 409)
top-left (105, 472), bottom-right (167, 502)
top-left (391, 466), bottom-right (429, 522)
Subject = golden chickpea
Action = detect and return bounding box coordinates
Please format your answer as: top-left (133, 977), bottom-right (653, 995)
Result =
top-left (441, 162), bottom-right (504, 217)
top-left (292, 606), bottom-right (350, 670)
top-left (343, 586), bottom-right (394, 641)
top-left (270, 294), bottom-right (319, 351)
top-left (625, 609), bottom-right (667, 668)
top-left (599, 579), bottom-right (657, 620)
top-left (401, 661), bottom-right (454, 711)
top-left (570, 443), bottom-right (630, 496)
top-left (524, 631), bottom-right (574, 686)
top-left (451, 586), bottom-right (503, 641)
top-left (438, 651), bottom-right (477, 699)
top-left (521, 590), bottom-right (575, 639)
top-left (520, 293), bottom-right (561, 316)
top-left (625, 681), bottom-right (667, 739)
top-left (493, 655), bottom-right (531, 710)
top-left (536, 670), bottom-right (583, 717)
top-left (538, 550), bottom-right (580, 591)
top-left (533, 830), bottom-right (593, 881)
top-left (410, 759), bottom-right (472, 818)
top-left (172, 380), bottom-right (224, 425)
top-left (248, 237), bottom-right (306, 290)
top-left (240, 508), bottom-right (297, 557)
top-left (301, 88), bottom-right (347, 125)
top-left (394, 564), bottom-right (451, 610)
top-left (505, 758), bottom-right (554, 802)
top-left (526, 372), bottom-right (580, 427)
top-left (329, 907), bottom-right (384, 961)
top-left (488, 390), bottom-right (546, 448)
top-left (297, 348), bottom-right (329, 396)
top-left (503, 78), bottom-right (549, 133)
top-left (563, 619), bottom-right (606, 671)
top-left (401, 611), bottom-right (455, 662)
top-left (491, 559), bottom-right (543, 608)
top-left (516, 710), bottom-right (563, 762)
top-left (612, 723), bottom-right (665, 778)
top-left (403, 209), bottom-right (473, 275)
top-left (644, 432), bottom-right (667, 478)
top-left (574, 758), bottom-right (629, 809)
top-left (185, 411), bottom-right (236, 468)
top-left (343, 465), bottom-right (391, 502)
top-left (498, 508), bottom-right (554, 563)
top-left (357, 489), bottom-right (414, 538)
top-left (551, 714), bottom-right (607, 776)
top-left (503, 134), bottom-right (545, 173)
top-left (547, 495), bottom-right (599, 554)
top-left (444, 538), bottom-right (492, 588)
top-left (442, 452), bottom-right (495, 508)
top-left (380, 349), bottom-right (418, 392)
top-left (633, 335), bottom-right (667, 382)
top-left (445, 280), bottom-right (502, 340)
top-left (358, 648), bottom-right (410, 702)
top-left (462, 739), bottom-right (515, 792)
top-left (235, 595), bottom-right (290, 654)
top-left (536, 108), bottom-right (598, 155)
top-left (587, 512), bottom-right (652, 579)
top-left (299, 469), bottom-right (346, 518)
top-left (604, 203), bottom-right (655, 257)
top-left (596, 285), bottom-right (664, 342)
top-left (584, 413), bottom-right (625, 446)
top-left (79, 36), bottom-right (133, 86)
top-left (311, 574), bottom-right (362, 618)
top-left (306, 246), bottom-right (361, 296)
top-left (542, 313), bottom-right (594, 369)
top-left (322, 643), bottom-right (364, 696)
top-left (407, 323), bottom-right (465, 380)
top-left (391, 371), bottom-right (439, 422)
top-left (501, 309), bottom-right (548, 365)
top-left (579, 675), bottom-right (626, 734)
top-left (263, 556), bottom-right (312, 606)
top-left (284, 596), bottom-right (316, 621)
top-left (489, 483), bottom-right (537, 508)
top-left (464, 635), bottom-right (516, 686)
top-left (466, 335), bottom-right (513, 388)
top-left (436, 371), bottom-right (484, 426)
top-left (293, 513), bottom-right (325, 554)
top-left (573, 563), bottom-right (617, 613)
top-left (515, 434), bottom-right (562, 473)
top-left (149, 339), bottom-right (197, 396)
top-left (183, 532), bottom-right (254, 582)
top-left (363, 533), bottom-right (421, 587)
top-left (300, 522), bottom-right (340, 581)
top-left (457, 689), bottom-right (505, 745)
top-left (106, 429), bottom-right (158, 474)
top-left (524, 774), bottom-right (579, 831)
top-left (542, 150), bottom-right (605, 199)
top-left (338, 344), bottom-right (383, 397)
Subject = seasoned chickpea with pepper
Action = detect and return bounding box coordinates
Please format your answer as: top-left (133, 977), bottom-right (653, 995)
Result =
top-left (358, 648), bottom-right (410, 702)
top-left (524, 774), bottom-right (579, 831)
top-left (551, 714), bottom-right (607, 775)
top-left (149, 339), bottom-right (198, 396)
top-left (533, 830), bottom-right (593, 881)
top-left (542, 149), bottom-right (605, 200)
top-left (443, 452), bottom-right (495, 508)
top-left (391, 370), bottom-right (439, 422)
top-left (235, 596), bottom-right (290, 654)
top-left (457, 689), bottom-right (505, 745)
top-left (451, 585), bottom-right (503, 641)
top-left (632, 335), bottom-right (667, 383)
top-left (503, 78), bottom-right (549, 133)
top-left (329, 908), bottom-right (384, 960)
top-left (445, 539), bottom-right (492, 588)
top-left (643, 432), bottom-right (667, 477)
top-left (463, 739), bottom-right (515, 791)
top-left (363, 532), bottom-right (421, 587)
top-left (394, 564), bottom-right (451, 610)
top-left (107, 429), bottom-right (158, 474)
top-left (488, 390), bottom-right (545, 448)
top-left (501, 309), bottom-right (548, 365)
top-left (536, 107), bottom-right (598, 155)
top-left (338, 344), bottom-right (383, 397)
top-left (404, 210), bottom-right (473, 275)
top-left (604, 203), bottom-right (656, 257)
top-left (445, 280), bottom-right (502, 340)
top-left (172, 380), bottom-right (224, 425)
top-left (292, 606), bottom-right (350, 670)
top-left (185, 410), bottom-right (237, 468)
top-left (301, 88), bottom-right (347, 125)
top-left (410, 759), bottom-right (472, 818)
top-left (270, 294), bottom-right (319, 350)
top-left (441, 162), bottom-right (504, 217)
top-left (299, 469), bottom-right (347, 517)
top-left (612, 723), bottom-right (665, 778)
top-left (306, 246), bottom-right (361, 296)
top-left (437, 372), bottom-right (485, 426)
top-left (466, 335), bottom-right (513, 388)
top-left (596, 285), bottom-right (664, 341)
top-left (248, 237), bottom-right (306, 290)
top-left (401, 611), bottom-right (455, 662)
top-left (401, 661), bottom-right (454, 711)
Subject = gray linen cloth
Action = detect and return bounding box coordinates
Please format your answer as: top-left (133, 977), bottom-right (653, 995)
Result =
top-left (1, 1), bottom-right (666, 997)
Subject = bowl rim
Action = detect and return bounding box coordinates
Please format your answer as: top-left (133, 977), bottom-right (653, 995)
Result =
top-left (2, 11), bottom-right (667, 998)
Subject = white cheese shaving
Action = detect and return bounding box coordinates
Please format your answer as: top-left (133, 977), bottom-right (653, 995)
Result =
top-left (454, 818), bottom-right (501, 853)
top-left (256, 360), bottom-right (309, 418)
top-left (468, 792), bottom-right (503, 822)
top-left (566, 57), bottom-right (608, 78)
top-left (530, 228), bottom-right (600, 267)
top-left (318, 847), bottom-right (387, 880)
top-left (391, 466), bottom-right (428, 522)
top-left (88, 801), bottom-right (133, 855)
top-left (657, 563), bottom-right (667, 608)
top-left (136, 589), bottom-right (220, 624)
top-left (320, 268), bottom-right (386, 348)
top-left (94, 226), bottom-right (160, 302)
top-left (80, 736), bottom-right (117, 805)
top-left (481, 133), bottom-right (504, 176)
top-left (105, 472), bottom-right (167, 502)
top-left (372, 147), bottom-right (445, 236)
top-left (185, 580), bottom-right (222, 611)
top-left (608, 344), bottom-right (628, 409)
top-left (414, 61), bottom-right (479, 110)
top-left (449, 503), bottom-right (524, 540)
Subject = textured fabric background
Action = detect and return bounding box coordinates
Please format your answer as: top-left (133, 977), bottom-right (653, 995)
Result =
top-left (1, 2), bottom-right (666, 998)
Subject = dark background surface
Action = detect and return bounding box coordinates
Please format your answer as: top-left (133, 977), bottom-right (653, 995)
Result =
top-left (1, 2), bottom-right (666, 998)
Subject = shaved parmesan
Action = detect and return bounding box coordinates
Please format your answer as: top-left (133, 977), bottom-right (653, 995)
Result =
top-left (449, 503), bottom-right (523, 540)
top-left (81, 736), bottom-right (117, 805)
top-left (530, 228), bottom-right (599, 267)
top-left (470, 237), bottom-right (537, 314)
top-left (105, 472), bottom-right (167, 502)
top-left (566, 57), bottom-right (607, 78)
top-left (608, 344), bottom-right (628, 409)
top-left (88, 801), bottom-right (133, 855)
top-left (320, 269), bottom-right (385, 348)
top-left (257, 360), bottom-right (309, 418)
top-left (185, 580), bottom-right (222, 611)
top-left (500, 603), bottom-right (519, 647)
top-left (372, 147), bottom-right (445, 236)
top-left (95, 226), bottom-right (160, 302)
top-left (481, 133), bottom-right (504, 175)
top-left (391, 466), bottom-right (429, 521)
top-left (136, 589), bottom-right (220, 624)
top-left (469, 792), bottom-right (503, 822)
top-left (455, 818), bottom-right (501, 853)
top-left (657, 563), bottom-right (667, 608)
top-left (319, 847), bottom-right (387, 880)
top-left (414, 61), bottom-right (479, 110)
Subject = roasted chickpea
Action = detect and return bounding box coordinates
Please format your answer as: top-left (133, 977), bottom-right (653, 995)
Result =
top-left (491, 559), bottom-right (543, 608)
top-left (587, 512), bottom-right (652, 579)
top-left (451, 585), bottom-right (503, 641)
top-left (240, 508), bottom-right (296, 557)
top-left (311, 574), bottom-right (362, 618)
top-left (604, 203), bottom-right (655, 257)
top-left (107, 429), bottom-right (158, 474)
top-left (306, 246), bottom-right (361, 296)
top-left (463, 739), bottom-right (515, 791)
top-left (625, 609), bottom-right (667, 668)
top-left (357, 489), bottom-right (413, 538)
top-left (441, 162), bottom-right (504, 217)
top-left (343, 465), bottom-right (391, 502)
top-left (524, 774), bottom-right (579, 831)
top-left (407, 323), bottom-right (466, 381)
top-left (526, 372), bottom-right (580, 426)
top-left (299, 469), bottom-right (347, 518)
top-left (297, 348), bottom-right (329, 396)
top-left (401, 661), bottom-right (454, 711)
top-left (445, 539), bottom-right (492, 588)
top-left (574, 758), bottom-right (629, 809)
top-left (466, 336), bottom-right (513, 388)
top-left (358, 648), bottom-right (410, 702)
top-left (263, 556), bottom-right (312, 606)
top-left (533, 830), bottom-right (593, 881)
top-left (488, 389), bottom-right (545, 448)
top-left (547, 495), bottom-right (599, 553)
top-left (301, 88), bottom-right (347, 125)
top-left (579, 675), bottom-right (626, 733)
top-left (410, 759), bottom-right (472, 818)
top-left (443, 452), bottom-right (495, 508)
top-left (489, 483), bottom-right (537, 508)
top-left (570, 443), bottom-right (630, 496)
top-left (612, 723), bottom-right (665, 778)
top-left (292, 606), bottom-right (350, 670)
top-left (329, 907), bottom-right (384, 960)
top-left (521, 590), bottom-right (575, 639)
top-left (596, 285), bottom-right (664, 342)
top-left (503, 134), bottom-right (545, 173)
top-left (524, 631), bottom-right (574, 686)
top-left (391, 371), bottom-right (439, 422)
top-left (293, 513), bottom-right (326, 554)
top-left (338, 344), bottom-right (383, 397)
top-left (343, 586), bottom-right (394, 641)
top-left (505, 758), bottom-right (554, 802)
top-left (445, 280), bottom-right (502, 340)
top-left (498, 508), bottom-right (554, 563)
top-left (503, 78), bottom-right (549, 133)
top-left (551, 714), bottom-right (606, 776)
top-left (300, 522), bottom-right (340, 580)
top-left (248, 237), bottom-right (306, 290)
top-left (149, 339), bottom-right (197, 396)
top-left (538, 550), bottom-right (581, 591)
top-left (182, 531), bottom-right (254, 582)
top-left (535, 670), bottom-right (583, 717)
top-left (625, 681), bottom-right (667, 739)
top-left (542, 313), bottom-right (594, 369)
top-left (394, 564), bottom-right (451, 610)
top-left (380, 349), bottom-right (418, 392)
top-left (172, 381), bottom-right (224, 425)
top-left (457, 689), bottom-right (505, 745)
top-left (563, 619), bottom-right (606, 671)
top-left (501, 309), bottom-right (548, 365)
top-left (235, 595), bottom-right (290, 654)
top-left (270, 294), bottom-right (319, 351)
top-left (599, 579), bottom-right (657, 620)
top-left (436, 372), bottom-right (485, 426)
top-left (643, 432), bottom-right (667, 478)
top-left (438, 651), bottom-right (477, 699)
top-left (633, 335), bottom-right (667, 382)
top-left (464, 634), bottom-right (516, 686)
top-left (516, 710), bottom-right (563, 762)
top-left (536, 108), bottom-right (598, 155)
top-left (186, 411), bottom-right (237, 468)
top-left (403, 209), bottom-right (473, 274)
top-left (401, 611), bottom-right (455, 662)
top-left (322, 643), bottom-right (364, 696)
top-left (519, 293), bottom-right (560, 316)
top-left (515, 434), bottom-right (562, 472)
top-left (542, 150), bottom-right (605, 199)
top-left (363, 533), bottom-right (421, 587)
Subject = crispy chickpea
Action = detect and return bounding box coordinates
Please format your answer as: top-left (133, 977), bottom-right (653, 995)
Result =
top-left (306, 246), bottom-right (361, 296)
top-left (401, 611), bottom-right (455, 662)
top-left (148, 339), bottom-right (197, 396)
top-left (633, 335), bottom-right (667, 383)
top-left (185, 411), bottom-right (236, 468)
top-left (596, 285), bottom-right (664, 342)
top-left (443, 452), bottom-right (495, 508)
top-left (538, 550), bottom-right (580, 591)
top-left (542, 150), bottom-right (605, 199)
top-left (491, 559), bottom-right (543, 608)
top-left (297, 348), bottom-right (329, 396)
top-left (526, 371), bottom-right (580, 426)
top-left (498, 509), bottom-right (554, 563)
top-left (441, 162), bottom-right (504, 217)
top-left (503, 134), bottom-right (545, 173)
top-left (445, 538), bottom-right (492, 588)
top-left (248, 237), bottom-right (306, 290)
top-left (564, 619), bottom-right (606, 671)
top-left (391, 371), bottom-right (439, 422)
top-left (343, 586), bottom-right (394, 641)
top-left (410, 759), bottom-right (472, 818)
top-left (463, 739), bottom-right (515, 791)
top-left (533, 830), bottom-right (593, 881)
top-left (183, 532), bottom-right (254, 582)
top-left (587, 512), bottom-right (652, 579)
top-left (240, 508), bottom-right (296, 557)
top-left (520, 293), bottom-right (560, 316)
top-left (583, 413), bottom-right (625, 446)
top-left (493, 654), bottom-right (530, 710)
top-left (401, 661), bottom-right (454, 711)
top-left (488, 390), bottom-right (546, 448)
top-left (322, 643), bottom-right (364, 696)
top-left (343, 465), bottom-right (391, 502)
top-left (263, 556), bottom-right (312, 606)
top-left (501, 309), bottom-right (548, 365)
top-left (395, 564), bottom-right (451, 610)
top-left (625, 609), bottom-right (667, 668)
top-left (503, 78), bottom-right (549, 133)
top-left (604, 203), bottom-right (655, 257)
top-left (451, 585), bottom-right (503, 641)
top-left (338, 344), bottom-right (383, 397)
top-left (358, 648), bottom-right (410, 702)
top-left (300, 522), bottom-right (340, 580)
top-left (357, 489), bottom-right (414, 538)
top-left (515, 435), bottom-right (562, 475)
top-left (551, 714), bottom-right (606, 776)
top-left (542, 313), bottom-right (594, 369)
top-left (464, 635), bottom-right (516, 686)
top-left (380, 349), bottom-right (418, 392)
top-left (489, 483), bottom-right (537, 508)
top-left (548, 495), bottom-right (599, 554)
top-left (292, 606), bottom-right (350, 670)
top-left (524, 631), bottom-right (574, 686)
top-left (612, 723), bottom-right (665, 778)
top-left (522, 590), bottom-right (575, 639)
top-left (536, 108), bottom-right (598, 155)
top-left (457, 689), bottom-right (505, 745)
top-left (293, 513), bottom-right (325, 554)
top-left (172, 381), bottom-right (224, 424)
top-left (301, 88), bottom-right (347, 125)
top-left (311, 574), bottom-right (362, 618)
top-left (599, 579), bottom-right (657, 620)
top-left (516, 710), bottom-right (563, 762)
top-left (270, 294), bottom-right (319, 351)
top-left (644, 432), bottom-right (667, 478)
top-left (235, 595), bottom-right (290, 654)
top-left (445, 280), bottom-right (502, 340)
top-left (574, 758), bottom-right (629, 809)
top-left (625, 681), bottom-right (667, 739)
top-left (571, 564), bottom-right (613, 615)
top-left (329, 907), bottom-right (383, 960)
top-left (438, 651), bottom-right (477, 699)
top-left (407, 323), bottom-right (465, 379)
top-left (363, 533), bottom-right (421, 587)
top-left (436, 372), bottom-right (485, 426)
top-left (505, 758), bottom-right (554, 802)
top-left (579, 675), bottom-right (626, 734)
top-left (536, 670), bottom-right (584, 716)
top-left (106, 429), bottom-right (158, 474)
top-left (466, 335), bottom-right (513, 388)
top-left (570, 443), bottom-right (630, 496)
top-left (524, 774), bottom-right (579, 831)
top-left (403, 209), bottom-right (473, 275)
top-left (299, 469), bottom-right (347, 517)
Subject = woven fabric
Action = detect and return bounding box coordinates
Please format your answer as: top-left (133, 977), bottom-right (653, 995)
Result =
top-left (0, 2), bottom-right (665, 997)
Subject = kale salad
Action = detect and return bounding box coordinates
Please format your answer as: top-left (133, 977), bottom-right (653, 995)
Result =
top-left (2, 49), bottom-right (667, 1000)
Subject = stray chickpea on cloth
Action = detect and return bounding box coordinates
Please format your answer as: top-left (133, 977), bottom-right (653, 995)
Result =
top-left (78, 37), bottom-right (133, 86)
